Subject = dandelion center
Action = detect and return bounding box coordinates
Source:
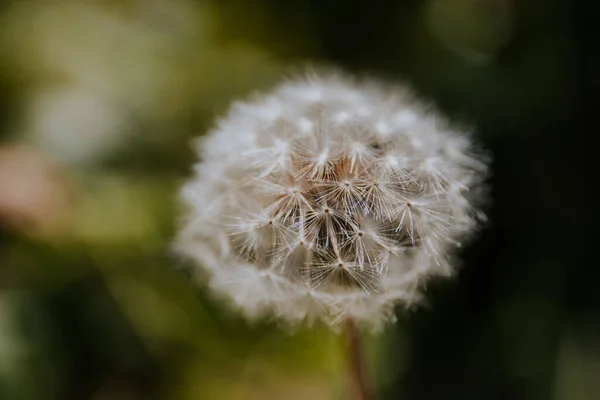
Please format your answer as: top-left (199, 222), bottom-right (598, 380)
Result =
top-left (231, 133), bottom-right (429, 294)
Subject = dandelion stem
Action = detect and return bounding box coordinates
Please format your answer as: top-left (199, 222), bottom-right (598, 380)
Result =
top-left (345, 318), bottom-right (373, 400)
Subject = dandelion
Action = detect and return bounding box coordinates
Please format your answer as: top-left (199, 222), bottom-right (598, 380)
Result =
top-left (176, 72), bottom-right (488, 329)
top-left (175, 71), bottom-right (489, 399)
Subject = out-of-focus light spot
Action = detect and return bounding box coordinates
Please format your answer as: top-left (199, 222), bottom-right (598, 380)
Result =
top-left (0, 144), bottom-right (72, 238)
top-left (26, 86), bottom-right (128, 165)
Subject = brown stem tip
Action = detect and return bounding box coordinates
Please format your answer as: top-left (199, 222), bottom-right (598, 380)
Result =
top-left (345, 318), bottom-right (373, 400)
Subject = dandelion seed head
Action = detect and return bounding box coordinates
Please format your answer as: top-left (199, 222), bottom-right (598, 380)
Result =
top-left (176, 72), bottom-right (489, 329)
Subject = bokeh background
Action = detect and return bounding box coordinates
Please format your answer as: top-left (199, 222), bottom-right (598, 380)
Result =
top-left (0, 1), bottom-right (597, 399)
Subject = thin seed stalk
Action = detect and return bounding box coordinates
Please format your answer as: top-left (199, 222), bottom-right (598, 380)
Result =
top-left (345, 318), bottom-right (373, 400)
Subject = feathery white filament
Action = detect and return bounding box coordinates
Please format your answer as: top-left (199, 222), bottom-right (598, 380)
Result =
top-left (176, 73), bottom-right (488, 329)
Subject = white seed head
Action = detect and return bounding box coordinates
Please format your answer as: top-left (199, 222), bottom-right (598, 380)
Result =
top-left (175, 72), bottom-right (489, 329)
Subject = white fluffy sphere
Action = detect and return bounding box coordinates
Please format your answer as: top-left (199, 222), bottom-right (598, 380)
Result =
top-left (176, 73), bottom-right (488, 329)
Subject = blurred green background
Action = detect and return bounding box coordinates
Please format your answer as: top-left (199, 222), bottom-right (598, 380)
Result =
top-left (0, 1), bottom-right (597, 399)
